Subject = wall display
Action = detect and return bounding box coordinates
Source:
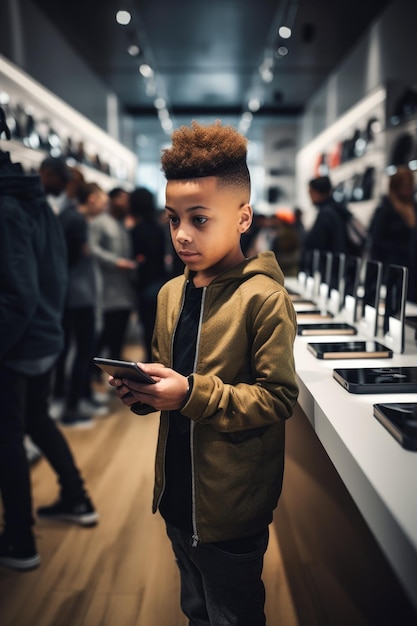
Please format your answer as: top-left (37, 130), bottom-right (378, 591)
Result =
top-left (0, 54), bottom-right (137, 186)
top-left (296, 87), bottom-right (388, 231)
top-left (390, 85), bottom-right (417, 125)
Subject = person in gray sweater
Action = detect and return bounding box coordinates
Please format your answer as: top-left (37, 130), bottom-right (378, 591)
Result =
top-left (88, 184), bottom-right (138, 361)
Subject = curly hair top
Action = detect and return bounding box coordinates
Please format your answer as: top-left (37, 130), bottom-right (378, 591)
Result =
top-left (161, 120), bottom-right (250, 193)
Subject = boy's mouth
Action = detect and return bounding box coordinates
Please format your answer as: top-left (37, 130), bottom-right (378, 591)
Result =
top-left (178, 250), bottom-right (199, 258)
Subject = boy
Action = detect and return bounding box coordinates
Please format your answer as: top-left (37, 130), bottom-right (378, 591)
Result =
top-left (111, 121), bottom-right (298, 625)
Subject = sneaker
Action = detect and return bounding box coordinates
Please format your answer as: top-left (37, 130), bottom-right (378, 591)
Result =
top-left (49, 396), bottom-right (65, 420)
top-left (79, 398), bottom-right (109, 417)
top-left (37, 495), bottom-right (99, 527)
top-left (0, 533), bottom-right (40, 571)
top-left (92, 390), bottom-right (111, 404)
top-left (60, 409), bottom-right (94, 429)
top-left (24, 436), bottom-right (42, 466)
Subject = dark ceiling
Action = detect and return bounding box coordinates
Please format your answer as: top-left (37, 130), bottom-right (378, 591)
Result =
top-left (32, 0), bottom-right (392, 158)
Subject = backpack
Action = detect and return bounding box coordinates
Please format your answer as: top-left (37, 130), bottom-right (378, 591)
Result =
top-left (346, 213), bottom-right (368, 257)
top-left (333, 200), bottom-right (368, 257)
top-left (344, 212), bottom-right (368, 257)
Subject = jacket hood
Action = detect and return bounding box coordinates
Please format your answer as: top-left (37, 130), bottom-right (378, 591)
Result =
top-left (0, 150), bottom-right (45, 201)
top-left (184, 251), bottom-right (285, 288)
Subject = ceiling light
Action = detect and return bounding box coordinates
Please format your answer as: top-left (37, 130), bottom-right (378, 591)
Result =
top-left (139, 63), bottom-right (154, 78)
top-left (145, 80), bottom-right (157, 97)
top-left (161, 119), bottom-right (173, 132)
top-left (248, 98), bottom-right (262, 112)
top-left (158, 109), bottom-right (169, 120)
top-left (116, 10), bottom-right (131, 25)
top-left (276, 46), bottom-right (289, 57)
top-left (279, 26), bottom-right (292, 39)
top-left (154, 97), bottom-right (166, 109)
top-left (260, 68), bottom-right (273, 83)
top-left (128, 44), bottom-right (140, 56)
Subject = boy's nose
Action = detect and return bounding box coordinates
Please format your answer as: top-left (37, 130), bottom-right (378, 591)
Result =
top-left (176, 228), bottom-right (191, 243)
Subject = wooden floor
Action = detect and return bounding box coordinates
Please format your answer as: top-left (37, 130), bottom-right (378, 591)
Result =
top-left (3, 340), bottom-right (416, 625)
top-left (0, 346), bottom-right (299, 626)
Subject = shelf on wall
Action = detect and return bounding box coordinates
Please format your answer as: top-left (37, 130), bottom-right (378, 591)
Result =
top-left (0, 54), bottom-right (137, 186)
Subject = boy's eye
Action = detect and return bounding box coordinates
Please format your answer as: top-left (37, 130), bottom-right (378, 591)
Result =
top-left (167, 215), bottom-right (179, 225)
top-left (193, 216), bottom-right (207, 225)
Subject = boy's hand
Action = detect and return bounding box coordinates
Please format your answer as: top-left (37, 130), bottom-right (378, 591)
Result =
top-left (109, 362), bottom-right (190, 411)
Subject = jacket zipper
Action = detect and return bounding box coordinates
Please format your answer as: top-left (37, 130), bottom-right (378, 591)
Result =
top-left (191, 286), bottom-right (207, 547)
top-left (155, 280), bottom-right (189, 512)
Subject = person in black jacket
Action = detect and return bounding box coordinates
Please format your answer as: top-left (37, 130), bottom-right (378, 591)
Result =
top-left (302, 175), bottom-right (349, 270)
top-left (369, 166), bottom-right (417, 302)
top-left (129, 187), bottom-right (168, 360)
top-left (0, 150), bottom-right (98, 572)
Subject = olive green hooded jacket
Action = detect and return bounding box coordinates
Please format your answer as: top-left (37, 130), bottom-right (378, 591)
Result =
top-left (132, 251), bottom-right (298, 543)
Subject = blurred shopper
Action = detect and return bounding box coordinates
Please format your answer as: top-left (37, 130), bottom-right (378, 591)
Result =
top-left (39, 156), bottom-right (72, 212)
top-left (53, 177), bottom-right (107, 427)
top-left (129, 187), bottom-right (167, 360)
top-left (369, 166), bottom-right (417, 302)
top-left (243, 208), bottom-right (279, 257)
top-left (89, 185), bottom-right (137, 361)
top-left (271, 210), bottom-right (301, 277)
top-left (303, 175), bottom-right (349, 259)
top-left (108, 187), bottom-right (131, 224)
top-left (61, 166), bottom-right (85, 210)
top-left (0, 150), bottom-right (98, 572)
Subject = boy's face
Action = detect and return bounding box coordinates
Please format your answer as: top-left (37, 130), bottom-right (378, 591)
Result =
top-left (165, 176), bottom-right (252, 286)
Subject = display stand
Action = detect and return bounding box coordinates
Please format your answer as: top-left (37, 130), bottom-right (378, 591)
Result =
top-left (285, 275), bottom-right (417, 614)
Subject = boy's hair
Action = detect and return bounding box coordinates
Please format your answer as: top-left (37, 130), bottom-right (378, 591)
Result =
top-left (161, 120), bottom-right (251, 195)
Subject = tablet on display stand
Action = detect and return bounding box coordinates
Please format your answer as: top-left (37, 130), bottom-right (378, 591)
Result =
top-left (357, 259), bottom-right (382, 338)
top-left (382, 264), bottom-right (408, 354)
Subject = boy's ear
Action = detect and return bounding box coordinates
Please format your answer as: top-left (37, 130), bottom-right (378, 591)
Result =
top-left (238, 203), bottom-right (253, 233)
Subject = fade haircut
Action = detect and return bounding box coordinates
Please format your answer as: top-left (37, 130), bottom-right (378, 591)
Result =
top-left (161, 120), bottom-right (251, 196)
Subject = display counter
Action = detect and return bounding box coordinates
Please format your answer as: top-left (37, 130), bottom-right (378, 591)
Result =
top-left (285, 277), bottom-right (417, 611)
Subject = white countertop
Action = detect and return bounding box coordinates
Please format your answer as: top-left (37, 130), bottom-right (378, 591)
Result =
top-left (286, 277), bottom-right (417, 609)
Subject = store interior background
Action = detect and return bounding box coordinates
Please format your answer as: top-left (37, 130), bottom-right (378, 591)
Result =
top-left (2, 1), bottom-right (417, 624)
top-left (2, 0), bottom-right (417, 229)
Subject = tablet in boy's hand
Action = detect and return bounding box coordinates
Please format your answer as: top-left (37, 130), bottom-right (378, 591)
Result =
top-left (93, 357), bottom-right (156, 384)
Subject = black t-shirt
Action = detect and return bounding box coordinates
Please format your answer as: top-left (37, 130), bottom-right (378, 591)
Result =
top-left (158, 280), bottom-right (203, 532)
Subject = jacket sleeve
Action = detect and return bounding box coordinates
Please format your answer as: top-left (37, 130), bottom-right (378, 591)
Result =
top-left (0, 200), bottom-right (39, 361)
top-left (181, 289), bottom-right (299, 432)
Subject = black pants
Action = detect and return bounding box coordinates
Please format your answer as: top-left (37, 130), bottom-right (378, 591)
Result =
top-left (138, 281), bottom-right (163, 361)
top-left (95, 309), bottom-right (132, 361)
top-left (0, 366), bottom-right (85, 541)
top-left (54, 305), bottom-right (96, 406)
top-left (166, 523), bottom-right (269, 626)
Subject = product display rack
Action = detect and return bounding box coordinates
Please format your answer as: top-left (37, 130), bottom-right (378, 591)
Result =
top-left (296, 86), bottom-right (388, 230)
top-left (0, 54), bottom-right (137, 189)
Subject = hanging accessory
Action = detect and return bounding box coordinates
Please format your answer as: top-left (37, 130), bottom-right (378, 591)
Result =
top-left (0, 106), bottom-right (11, 140)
